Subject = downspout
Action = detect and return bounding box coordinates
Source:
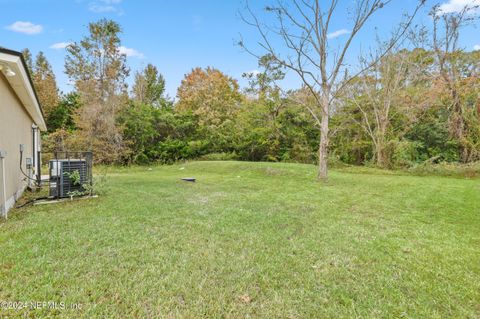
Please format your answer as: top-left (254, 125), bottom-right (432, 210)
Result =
top-left (0, 150), bottom-right (7, 219)
top-left (31, 124), bottom-right (41, 187)
top-left (31, 125), bottom-right (35, 188)
top-left (32, 124), bottom-right (36, 169)
top-left (32, 124), bottom-right (42, 187)
top-left (37, 148), bottom-right (41, 187)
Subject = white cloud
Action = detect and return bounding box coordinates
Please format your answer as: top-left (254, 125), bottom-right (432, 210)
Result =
top-left (118, 46), bottom-right (144, 58)
top-left (327, 29), bottom-right (350, 39)
top-left (89, 3), bottom-right (116, 12)
top-left (88, 0), bottom-right (123, 14)
top-left (438, 0), bottom-right (480, 14)
top-left (49, 42), bottom-right (72, 50)
top-left (6, 21), bottom-right (43, 35)
top-left (474, 44), bottom-right (480, 50)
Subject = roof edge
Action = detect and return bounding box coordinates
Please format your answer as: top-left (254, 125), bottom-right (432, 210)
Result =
top-left (0, 47), bottom-right (46, 125)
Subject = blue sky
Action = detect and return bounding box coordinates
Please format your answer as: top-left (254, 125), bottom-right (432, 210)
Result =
top-left (1, 0), bottom-right (479, 98)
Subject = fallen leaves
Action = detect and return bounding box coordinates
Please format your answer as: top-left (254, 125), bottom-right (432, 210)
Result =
top-left (238, 294), bottom-right (252, 304)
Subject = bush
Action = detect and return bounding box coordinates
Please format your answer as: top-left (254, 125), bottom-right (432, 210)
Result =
top-left (199, 152), bottom-right (238, 161)
top-left (282, 142), bottom-right (315, 164)
top-left (405, 107), bottom-right (460, 163)
top-left (406, 161), bottom-right (480, 178)
top-left (390, 140), bottom-right (421, 168)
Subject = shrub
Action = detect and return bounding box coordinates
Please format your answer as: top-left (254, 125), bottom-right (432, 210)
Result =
top-left (199, 152), bottom-right (238, 161)
top-left (407, 161), bottom-right (480, 178)
top-left (390, 140), bottom-right (421, 168)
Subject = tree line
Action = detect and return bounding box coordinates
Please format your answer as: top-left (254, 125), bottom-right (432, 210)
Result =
top-left (26, 6), bottom-right (479, 175)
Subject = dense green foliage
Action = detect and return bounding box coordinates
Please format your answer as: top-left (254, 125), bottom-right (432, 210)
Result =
top-left (131, 64), bottom-right (166, 107)
top-left (46, 93), bottom-right (81, 133)
top-left (119, 103), bottom-right (203, 164)
top-left (2, 162), bottom-right (479, 317)
top-left (117, 99), bottom-right (319, 165)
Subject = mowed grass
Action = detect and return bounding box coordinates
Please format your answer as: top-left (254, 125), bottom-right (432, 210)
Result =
top-left (0, 161), bottom-right (479, 318)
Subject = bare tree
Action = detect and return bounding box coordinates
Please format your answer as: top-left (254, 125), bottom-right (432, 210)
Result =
top-left (431, 3), bottom-right (479, 162)
top-left (240, 0), bottom-right (424, 181)
top-left (349, 48), bottom-right (410, 167)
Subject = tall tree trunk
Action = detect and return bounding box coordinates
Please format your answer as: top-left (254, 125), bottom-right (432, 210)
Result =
top-left (375, 124), bottom-right (388, 168)
top-left (376, 139), bottom-right (387, 168)
top-left (318, 110), bottom-right (329, 182)
top-left (452, 91), bottom-right (468, 162)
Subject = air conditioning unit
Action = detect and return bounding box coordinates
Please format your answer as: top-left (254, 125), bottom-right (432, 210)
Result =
top-left (49, 159), bottom-right (88, 198)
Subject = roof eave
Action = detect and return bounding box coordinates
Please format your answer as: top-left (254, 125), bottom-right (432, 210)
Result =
top-left (0, 48), bottom-right (47, 131)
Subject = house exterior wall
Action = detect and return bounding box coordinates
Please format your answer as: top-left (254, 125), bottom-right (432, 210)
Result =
top-left (0, 72), bottom-right (36, 214)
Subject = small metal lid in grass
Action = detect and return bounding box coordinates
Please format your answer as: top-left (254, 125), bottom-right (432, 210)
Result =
top-left (181, 177), bottom-right (196, 182)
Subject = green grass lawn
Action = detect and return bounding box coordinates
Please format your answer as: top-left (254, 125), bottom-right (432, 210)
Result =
top-left (1, 161), bottom-right (479, 318)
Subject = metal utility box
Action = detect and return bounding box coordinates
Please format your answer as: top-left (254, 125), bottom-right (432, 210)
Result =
top-left (49, 158), bottom-right (90, 198)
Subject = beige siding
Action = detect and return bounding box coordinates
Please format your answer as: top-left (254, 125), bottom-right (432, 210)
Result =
top-left (0, 72), bottom-right (35, 212)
